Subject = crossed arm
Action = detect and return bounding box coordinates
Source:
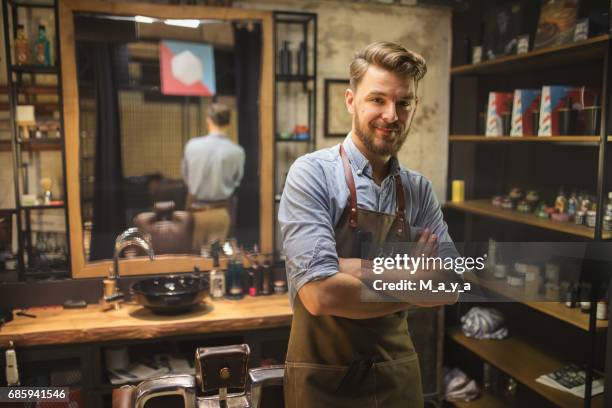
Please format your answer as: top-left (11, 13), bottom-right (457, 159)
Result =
top-left (298, 228), bottom-right (460, 319)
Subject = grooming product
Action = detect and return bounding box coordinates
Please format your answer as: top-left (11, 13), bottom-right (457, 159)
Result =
top-left (261, 257), bottom-right (272, 295)
top-left (225, 256), bottom-right (245, 300)
top-left (567, 192), bottom-right (578, 219)
top-left (586, 210), bottom-right (597, 228)
top-left (565, 284), bottom-right (577, 308)
top-left (40, 177), bottom-right (53, 205)
top-left (544, 262), bottom-right (560, 282)
top-left (525, 190), bottom-right (540, 205)
top-left (451, 180), bottom-right (465, 203)
top-left (579, 282), bottom-right (592, 314)
top-left (209, 242), bottom-right (225, 299)
top-left (554, 189), bottom-right (567, 213)
top-left (34, 25), bottom-right (51, 66)
top-left (274, 280), bottom-right (287, 294)
top-left (575, 210), bottom-right (586, 225)
top-left (507, 273), bottom-right (524, 287)
top-left (248, 264), bottom-right (261, 297)
top-left (493, 264), bottom-right (508, 279)
top-left (597, 301), bottom-right (608, 320)
top-left (5, 342), bottom-right (20, 386)
top-left (279, 41), bottom-right (292, 75)
top-left (14, 24), bottom-right (29, 65)
top-left (297, 41), bottom-right (307, 75)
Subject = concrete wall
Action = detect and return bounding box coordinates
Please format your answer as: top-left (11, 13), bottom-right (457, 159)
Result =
top-left (237, 0), bottom-right (452, 200)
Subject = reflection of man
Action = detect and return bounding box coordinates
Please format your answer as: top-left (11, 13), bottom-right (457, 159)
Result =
top-left (182, 102), bottom-right (245, 249)
top-left (279, 42), bottom-right (460, 407)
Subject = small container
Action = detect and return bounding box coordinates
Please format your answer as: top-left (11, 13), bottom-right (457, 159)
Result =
top-left (491, 196), bottom-right (504, 207)
top-left (273, 280), bottom-right (287, 294)
top-left (586, 210), bottom-right (597, 228)
top-left (575, 210), bottom-right (586, 225)
top-left (525, 190), bottom-right (540, 205)
top-left (508, 188), bottom-right (523, 201)
top-left (597, 301), bottom-right (608, 320)
top-left (565, 284), bottom-right (577, 308)
top-left (501, 197), bottom-right (514, 210)
top-left (516, 200), bottom-right (532, 213)
top-left (544, 262), bottom-right (560, 283)
top-left (493, 264), bottom-right (508, 279)
top-left (544, 282), bottom-right (560, 301)
top-left (507, 273), bottom-right (525, 287)
top-left (261, 259), bottom-right (272, 295)
top-left (603, 215), bottom-right (612, 231)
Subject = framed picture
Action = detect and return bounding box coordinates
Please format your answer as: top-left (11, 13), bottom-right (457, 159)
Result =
top-left (324, 79), bottom-right (351, 137)
top-left (534, 0), bottom-right (580, 49)
top-left (482, 1), bottom-right (522, 60)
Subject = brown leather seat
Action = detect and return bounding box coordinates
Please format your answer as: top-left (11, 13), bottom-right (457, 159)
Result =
top-left (133, 201), bottom-right (194, 254)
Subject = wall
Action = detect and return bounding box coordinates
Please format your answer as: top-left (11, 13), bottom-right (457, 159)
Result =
top-left (237, 0), bottom-right (452, 201)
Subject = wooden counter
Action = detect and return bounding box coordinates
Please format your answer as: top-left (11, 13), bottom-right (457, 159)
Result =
top-left (0, 295), bottom-right (292, 348)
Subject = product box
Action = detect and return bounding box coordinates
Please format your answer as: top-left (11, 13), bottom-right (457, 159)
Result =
top-left (486, 92), bottom-right (514, 136)
top-left (510, 89), bottom-right (541, 136)
top-left (538, 86), bottom-right (599, 136)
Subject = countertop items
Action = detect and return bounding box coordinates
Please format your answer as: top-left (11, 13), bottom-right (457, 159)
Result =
top-left (0, 294), bottom-right (291, 347)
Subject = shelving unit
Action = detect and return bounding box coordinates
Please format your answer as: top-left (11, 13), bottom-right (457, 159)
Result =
top-left (1, 0), bottom-right (70, 280)
top-left (449, 135), bottom-right (610, 144)
top-left (451, 35), bottom-right (609, 76)
top-left (273, 11), bottom-right (317, 259)
top-left (445, 200), bottom-right (611, 240)
top-left (446, 2), bottom-right (610, 407)
top-left (448, 328), bottom-right (604, 408)
top-left (449, 390), bottom-right (507, 408)
top-left (466, 273), bottom-right (608, 333)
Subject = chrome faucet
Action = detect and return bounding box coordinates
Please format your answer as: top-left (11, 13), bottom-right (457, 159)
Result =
top-left (102, 227), bottom-right (155, 310)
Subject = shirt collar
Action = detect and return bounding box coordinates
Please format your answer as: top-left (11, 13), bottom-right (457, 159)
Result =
top-left (207, 131), bottom-right (228, 139)
top-left (341, 133), bottom-right (401, 179)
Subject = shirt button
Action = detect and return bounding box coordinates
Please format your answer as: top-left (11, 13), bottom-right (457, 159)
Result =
top-left (357, 170), bottom-right (362, 175)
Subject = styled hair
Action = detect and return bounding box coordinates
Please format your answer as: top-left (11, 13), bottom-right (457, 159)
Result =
top-left (207, 102), bottom-right (231, 127)
top-left (349, 42), bottom-right (427, 90)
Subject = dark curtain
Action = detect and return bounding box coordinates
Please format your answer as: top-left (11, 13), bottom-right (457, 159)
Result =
top-left (89, 43), bottom-right (126, 260)
top-left (233, 23), bottom-right (262, 247)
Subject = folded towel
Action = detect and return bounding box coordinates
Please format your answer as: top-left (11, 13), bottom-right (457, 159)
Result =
top-left (461, 306), bottom-right (509, 340)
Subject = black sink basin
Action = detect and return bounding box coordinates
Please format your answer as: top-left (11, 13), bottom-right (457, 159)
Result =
top-left (131, 274), bottom-right (209, 314)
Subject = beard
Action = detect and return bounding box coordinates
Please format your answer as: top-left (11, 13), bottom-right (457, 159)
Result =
top-left (353, 110), bottom-right (409, 156)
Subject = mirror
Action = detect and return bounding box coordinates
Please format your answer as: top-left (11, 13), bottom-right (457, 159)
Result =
top-left (59, 0), bottom-right (273, 278)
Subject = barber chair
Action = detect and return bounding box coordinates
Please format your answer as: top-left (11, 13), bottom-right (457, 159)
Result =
top-left (133, 201), bottom-right (194, 254)
top-left (112, 344), bottom-right (285, 408)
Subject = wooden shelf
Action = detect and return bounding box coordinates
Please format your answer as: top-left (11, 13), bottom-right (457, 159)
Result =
top-left (449, 135), bottom-right (609, 145)
top-left (444, 200), bottom-right (610, 240)
top-left (451, 35), bottom-right (609, 76)
top-left (20, 203), bottom-right (65, 210)
top-left (10, 65), bottom-right (58, 74)
top-left (447, 328), bottom-right (603, 408)
top-left (0, 139), bottom-right (62, 151)
top-left (449, 390), bottom-right (508, 408)
top-left (276, 74), bottom-right (315, 82)
top-left (466, 274), bottom-right (608, 332)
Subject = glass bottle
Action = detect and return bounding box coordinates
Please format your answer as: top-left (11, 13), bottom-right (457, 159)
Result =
top-left (554, 189), bottom-right (567, 213)
top-left (15, 24), bottom-right (29, 65)
top-left (567, 191), bottom-right (578, 219)
top-left (34, 25), bottom-right (51, 66)
top-left (209, 242), bottom-right (225, 299)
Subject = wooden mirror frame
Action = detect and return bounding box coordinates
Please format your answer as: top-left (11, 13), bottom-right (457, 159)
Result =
top-left (59, 0), bottom-right (274, 278)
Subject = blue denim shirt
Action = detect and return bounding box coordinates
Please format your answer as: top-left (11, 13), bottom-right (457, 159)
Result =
top-left (182, 132), bottom-right (245, 201)
top-left (278, 134), bottom-right (459, 306)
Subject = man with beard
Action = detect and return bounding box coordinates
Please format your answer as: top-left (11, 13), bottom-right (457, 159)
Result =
top-left (278, 42), bottom-right (460, 407)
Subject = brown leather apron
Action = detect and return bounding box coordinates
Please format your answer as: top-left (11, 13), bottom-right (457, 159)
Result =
top-left (284, 145), bottom-right (423, 408)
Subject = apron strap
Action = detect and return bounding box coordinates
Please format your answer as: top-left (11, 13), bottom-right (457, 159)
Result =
top-left (394, 175), bottom-right (407, 237)
top-left (339, 144), bottom-right (358, 228)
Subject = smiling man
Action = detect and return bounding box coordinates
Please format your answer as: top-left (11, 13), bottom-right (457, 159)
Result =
top-left (279, 42), bottom-right (459, 407)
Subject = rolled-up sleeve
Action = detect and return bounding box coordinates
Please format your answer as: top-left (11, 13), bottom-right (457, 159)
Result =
top-left (279, 157), bottom-right (339, 305)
